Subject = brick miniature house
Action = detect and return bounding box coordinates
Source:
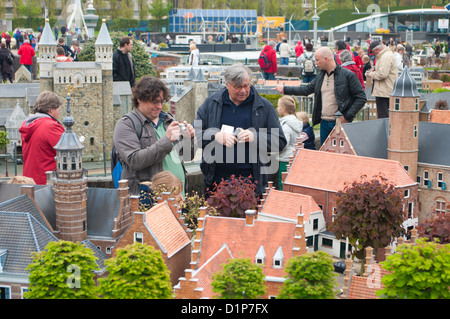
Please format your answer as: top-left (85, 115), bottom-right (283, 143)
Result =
top-left (282, 148), bottom-right (418, 232)
top-left (257, 186), bottom-right (326, 253)
top-left (320, 68), bottom-right (449, 221)
top-left (174, 208), bottom-right (308, 299)
top-left (112, 193), bottom-right (192, 286)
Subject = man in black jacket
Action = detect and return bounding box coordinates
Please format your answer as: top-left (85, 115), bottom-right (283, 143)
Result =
top-left (275, 47), bottom-right (366, 145)
top-left (113, 37), bottom-right (135, 87)
top-left (195, 63), bottom-right (287, 196)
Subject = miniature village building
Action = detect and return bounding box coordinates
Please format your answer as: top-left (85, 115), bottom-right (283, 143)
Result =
top-left (320, 68), bottom-right (449, 222)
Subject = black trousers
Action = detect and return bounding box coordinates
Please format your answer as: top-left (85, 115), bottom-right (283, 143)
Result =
top-left (375, 97), bottom-right (390, 119)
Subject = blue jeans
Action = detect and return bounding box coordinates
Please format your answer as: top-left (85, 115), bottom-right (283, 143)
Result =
top-left (24, 64), bottom-right (32, 73)
top-left (280, 57), bottom-right (289, 65)
top-left (320, 119), bottom-right (336, 145)
top-left (263, 72), bottom-right (275, 80)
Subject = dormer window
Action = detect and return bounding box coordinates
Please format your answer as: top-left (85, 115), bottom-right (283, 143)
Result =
top-left (255, 245), bottom-right (265, 264)
top-left (273, 246), bottom-right (284, 269)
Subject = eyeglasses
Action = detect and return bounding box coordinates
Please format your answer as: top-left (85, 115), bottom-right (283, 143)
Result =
top-left (151, 99), bottom-right (166, 105)
top-left (231, 83), bottom-right (251, 90)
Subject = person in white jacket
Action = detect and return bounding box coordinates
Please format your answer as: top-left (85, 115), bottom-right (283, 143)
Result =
top-left (189, 42), bottom-right (200, 66)
top-left (277, 95), bottom-right (303, 190)
top-left (279, 38), bottom-right (291, 65)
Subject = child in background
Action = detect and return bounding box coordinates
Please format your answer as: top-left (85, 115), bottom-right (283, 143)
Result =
top-left (277, 96), bottom-right (303, 190)
top-left (296, 111), bottom-right (316, 150)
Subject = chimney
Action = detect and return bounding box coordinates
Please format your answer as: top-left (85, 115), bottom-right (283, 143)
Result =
top-left (21, 185), bottom-right (35, 200)
top-left (245, 210), bottom-right (256, 226)
top-left (130, 195), bottom-right (139, 213)
top-left (335, 111), bottom-right (343, 135)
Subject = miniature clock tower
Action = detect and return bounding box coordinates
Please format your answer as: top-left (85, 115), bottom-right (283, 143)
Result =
top-left (387, 67), bottom-right (421, 180)
top-left (51, 86), bottom-right (88, 242)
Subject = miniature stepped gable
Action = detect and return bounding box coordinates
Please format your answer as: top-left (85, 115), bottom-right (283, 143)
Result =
top-left (95, 19), bottom-right (113, 70)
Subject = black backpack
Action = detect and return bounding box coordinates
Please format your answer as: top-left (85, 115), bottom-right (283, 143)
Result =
top-left (111, 112), bottom-right (143, 188)
top-left (6, 53), bottom-right (14, 65)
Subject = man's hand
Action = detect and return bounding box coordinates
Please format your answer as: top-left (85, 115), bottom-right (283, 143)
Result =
top-left (236, 129), bottom-right (254, 143)
top-left (215, 131), bottom-right (237, 147)
top-left (166, 121), bottom-right (181, 142)
top-left (274, 86), bottom-right (284, 94)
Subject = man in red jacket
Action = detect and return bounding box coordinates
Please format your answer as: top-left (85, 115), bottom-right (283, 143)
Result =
top-left (19, 91), bottom-right (65, 185)
top-left (17, 39), bottom-right (35, 74)
top-left (259, 41), bottom-right (277, 80)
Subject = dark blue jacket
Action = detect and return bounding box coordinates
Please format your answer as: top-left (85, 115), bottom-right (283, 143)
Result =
top-left (194, 86), bottom-right (287, 195)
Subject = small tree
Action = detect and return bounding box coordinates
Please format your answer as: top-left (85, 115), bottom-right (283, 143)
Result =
top-left (377, 238), bottom-right (450, 299)
top-left (77, 31), bottom-right (156, 80)
top-left (0, 131), bottom-right (10, 153)
top-left (206, 175), bottom-right (258, 218)
top-left (211, 258), bottom-right (266, 299)
top-left (278, 251), bottom-right (337, 299)
top-left (98, 243), bottom-right (173, 299)
top-left (25, 241), bottom-right (99, 299)
top-left (330, 174), bottom-right (404, 267)
top-left (417, 213), bottom-right (450, 244)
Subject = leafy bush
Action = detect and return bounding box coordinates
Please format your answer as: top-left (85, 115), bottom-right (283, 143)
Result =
top-left (25, 241), bottom-right (99, 299)
top-left (417, 213), bottom-right (450, 244)
top-left (206, 175), bottom-right (258, 218)
top-left (278, 252), bottom-right (338, 299)
top-left (378, 238), bottom-right (450, 299)
top-left (211, 258), bottom-right (266, 299)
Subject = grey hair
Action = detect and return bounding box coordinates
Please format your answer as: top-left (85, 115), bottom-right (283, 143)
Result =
top-left (223, 63), bottom-right (252, 85)
top-left (268, 40), bottom-right (276, 47)
top-left (339, 50), bottom-right (353, 63)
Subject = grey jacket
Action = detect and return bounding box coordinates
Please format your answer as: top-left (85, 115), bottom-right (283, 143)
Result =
top-left (278, 114), bottom-right (303, 162)
top-left (284, 63), bottom-right (367, 126)
top-left (113, 109), bottom-right (196, 195)
top-left (194, 86), bottom-right (287, 195)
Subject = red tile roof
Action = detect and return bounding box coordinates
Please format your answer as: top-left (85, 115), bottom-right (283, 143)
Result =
top-left (145, 202), bottom-right (191, 258)
top-left (193, 244), bottom-right (233, 298)
top-left (261, 189), bottom-right (321, 222)
top-left (198, 216), bottom-right (297, 277)
top-left (285, 149), bottom-right (415, 192)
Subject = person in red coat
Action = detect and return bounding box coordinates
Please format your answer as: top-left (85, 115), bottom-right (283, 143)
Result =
top-left (17, 39), bottom-right (35, 74)
top-left (339, 50), bottom-right (365, 90)
top-left (19, 91), bottom-right (65, 185)
top-left (260, 41), bottom-right (277, 80)
top-left (295, 41), bottom-right (304, 58)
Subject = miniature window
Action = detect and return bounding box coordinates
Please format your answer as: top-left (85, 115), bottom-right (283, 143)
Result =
top-left (415, 98), bottom-right (419, 110)
top-left (273, 246), bottom-right (284, 269)
top-left (313, 218), bottom-right (318, 230)
top-left (395, 98), bottom-right (400, 110)
top-left (423, 171), bottom-right (429, 186)
top-left (404, 165), bottom-right (409, 172)
top-left (339, 140), bottom-right (344, 147)
top-left (255, 245), bottom-right (265, 265)
top-left (134, 232), bottom-right (143, 244)
top-left (436, 199), bottom-right (446, 214)
top-left (332, 139), bottom-right (337, 146)
top-left (404, 189), bottom-right (410, 198)
top-left (437, 172), bottom-right (444, 188)
top-left (413, 125), bottom-right (418, 138)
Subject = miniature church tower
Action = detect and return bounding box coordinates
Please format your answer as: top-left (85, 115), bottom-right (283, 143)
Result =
top-left (51, 88), bottom-right (88, 242)
top-left (38, 18), bottom-right (57, 92)
top-left (388, 67), bottom-right (421, 180)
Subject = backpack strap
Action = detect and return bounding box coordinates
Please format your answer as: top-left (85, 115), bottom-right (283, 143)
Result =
top-left (123, 112), bottom-right (143, 140)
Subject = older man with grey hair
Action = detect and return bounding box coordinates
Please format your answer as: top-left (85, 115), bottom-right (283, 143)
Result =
top-left (394, 44), bottom-right (405, 71)
top-left (195, 63), bottom-right (286, 196)
top-left (366, 40), bottom-right (398, 118)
